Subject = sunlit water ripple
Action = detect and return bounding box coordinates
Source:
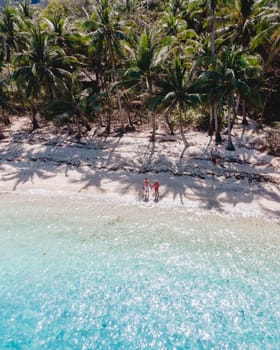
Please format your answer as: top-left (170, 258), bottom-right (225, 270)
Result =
top-left (0, 192), bottom-right (279, 349)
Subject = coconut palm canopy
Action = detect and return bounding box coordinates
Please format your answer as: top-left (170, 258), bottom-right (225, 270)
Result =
top-left (0, 0), bottom-right (279, 149)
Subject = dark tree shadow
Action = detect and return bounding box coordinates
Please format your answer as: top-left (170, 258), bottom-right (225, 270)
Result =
top-left (0, 125), bottom-right (279, 218)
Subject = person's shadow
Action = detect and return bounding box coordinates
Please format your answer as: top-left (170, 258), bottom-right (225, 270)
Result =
top-left (142, 192), bottom-right (149, 202)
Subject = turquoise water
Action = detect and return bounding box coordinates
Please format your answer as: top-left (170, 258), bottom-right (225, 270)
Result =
top-left (0, 192), bottom-right (280, 349)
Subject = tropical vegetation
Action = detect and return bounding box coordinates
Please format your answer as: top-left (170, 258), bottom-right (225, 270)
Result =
top-left (0, 0), bottom-right (279, 152)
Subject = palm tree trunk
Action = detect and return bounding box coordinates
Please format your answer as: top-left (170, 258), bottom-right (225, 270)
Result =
top-left (179, 109), bottom-right (189, 147)
top-left (210, 4), bottom-right (216, 61)
top-left (0, 127), bottom-right (4, 139)
top-left (209, 104), bottom-right (214, 137)
top-left (260, 86), bottom-right (273, 127)
top-left (209, 2), bottom-right (221, 145)
top-left (231, 94), bottom-right (239, 129)
top-left (31, 106), bottom-right (39, 131)
top-left (76, 116), bottom-right (81, 141)
top-left (2, 108), bottom-right (11, 126)
top-left (126, 0), bottom-right (130, 12)
top-left (226, 99), bottom-right (235, 151)
top-left (165, 112), bottom-right (175, 135)
top-left (116, 89), bottom-right (125, 133)
top-left (148, 80), bottom-right (156, 142)
top-left (235, 94), bottom-right (240, 115)
top-left (105, 110), bottom-right (111, 134)
top-left (127, 105), bottom-right (135, 130)
top-left (150, 111), bottom-right (156, 142)
top-left (214, 102), bottom-right (222, 144)
top-left (109, 43), bottom-right (125, 134)
top-left (242, 99), bottom-right (248, 125)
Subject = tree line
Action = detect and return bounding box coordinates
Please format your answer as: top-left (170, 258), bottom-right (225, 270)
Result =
top-left (0, 0), bottom-right (279, 151)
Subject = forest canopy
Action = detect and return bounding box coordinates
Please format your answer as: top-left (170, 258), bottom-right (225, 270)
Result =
top-left (0, 0), bottom-right (279, 149)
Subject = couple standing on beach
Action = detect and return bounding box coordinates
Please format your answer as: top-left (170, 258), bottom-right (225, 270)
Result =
top-left (143, 178), bottom-right (160, 201)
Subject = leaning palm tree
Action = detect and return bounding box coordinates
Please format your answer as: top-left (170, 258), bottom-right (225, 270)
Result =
top-left (13, 26), bottom-right (78, 130)
top-left (158, 56), bottom-right (200, 147)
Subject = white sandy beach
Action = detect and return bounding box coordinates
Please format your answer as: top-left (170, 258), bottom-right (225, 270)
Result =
top-left (0, 115), bottom-right (279, 218)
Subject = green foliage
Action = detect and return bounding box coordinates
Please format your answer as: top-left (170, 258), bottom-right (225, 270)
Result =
top-left (0, 72), bottom-right (10, 109)
top-left (0, 0), bottom-right (279, 133)
top-left (41, 0), bottom-right (66, 18)
top-left (45, 87), bottom-right (98, 123)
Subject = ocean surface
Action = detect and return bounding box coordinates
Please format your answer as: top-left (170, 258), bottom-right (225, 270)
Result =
top-left (0, 192), bottom-right (279, 350)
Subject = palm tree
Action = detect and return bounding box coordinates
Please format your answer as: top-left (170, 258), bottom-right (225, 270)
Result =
top-left (159, 6), bottom-right (200, 59)
top-left (0, 6), bottom-right (22, 125)
top-left (250, 2), bottom-right (280, 124)
top-left (0, 6), bottom-right (19, 63)
top-left (17, 0), bottom-right (38, 23)
top-left (13, 26), bottom-right (78, 130)
top-left (217, 0), bottom-right (255, 50)
top-left (40, 10), bottom-right (78, 56)
top-left (219, 46), bottom-right (262, 150)
top-left (250, 0), bottom-right (280, 62)
top-left (158, 56), bottom-right (200, 147)
top-left (0, 67), bottom-right (11, 127)
top-left (234, 0), bottom-right (255, 48)
top-left (45, 74), bottom-right (97, 140)
top-left (161, 9), bottom-right (185, 38)
top-left (188, 0), bottom-right (226, 144)
top-left (207, 0), bottom-right (236, 143)
top-left (83, 0), bottom-right (130, 133)
top-left (122, 28), bottom-right (166, 141)
top-left (194, 44), bottom-right (262, 150)
top-left (195, 60), bottom-right (236, 151)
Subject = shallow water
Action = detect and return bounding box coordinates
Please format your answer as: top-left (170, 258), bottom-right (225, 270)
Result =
top-left (0, 192), bottom-right (279, 349)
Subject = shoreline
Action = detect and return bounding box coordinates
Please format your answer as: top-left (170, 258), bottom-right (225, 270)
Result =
top-left (1, 171), bottom-right (279, 222)
top-left (0, 116), bottom-right (280, 220)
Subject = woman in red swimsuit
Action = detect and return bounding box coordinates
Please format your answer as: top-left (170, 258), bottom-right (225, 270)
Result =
top-left (153, 180), bottom-right (160, 201)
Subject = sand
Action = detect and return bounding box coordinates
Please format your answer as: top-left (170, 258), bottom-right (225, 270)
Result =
top-left (0, 115), bottom-right (279, 219)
